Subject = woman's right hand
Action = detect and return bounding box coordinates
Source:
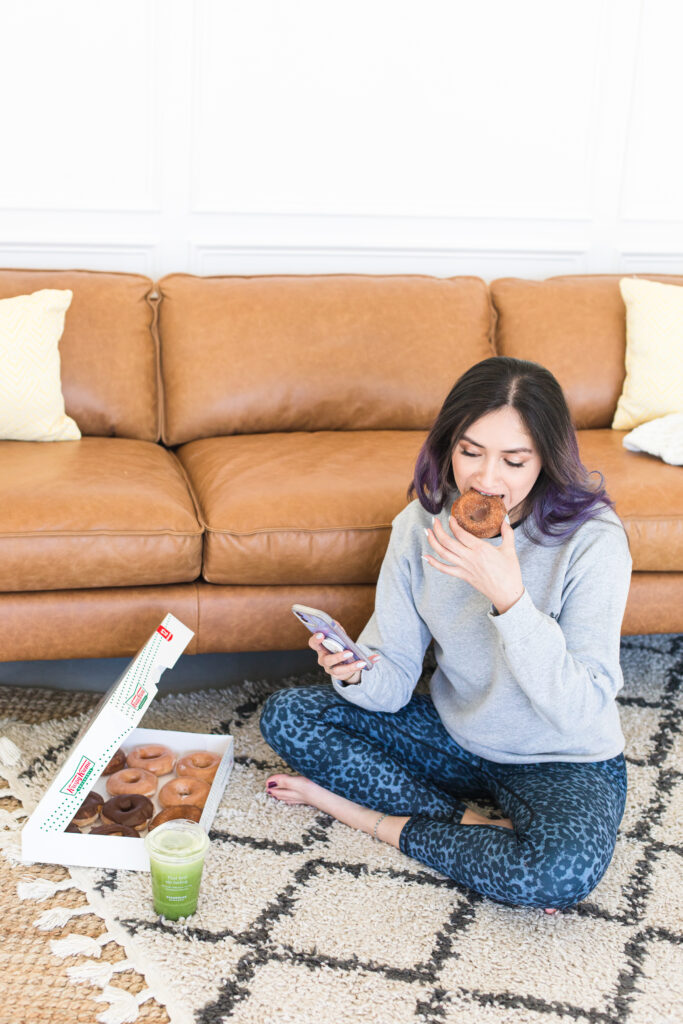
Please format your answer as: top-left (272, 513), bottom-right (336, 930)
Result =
top-left (308, 633), bottom-right (365, 684)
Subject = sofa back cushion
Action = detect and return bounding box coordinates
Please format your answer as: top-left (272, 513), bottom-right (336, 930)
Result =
top-left (490, 274), bottom-right (683, 429)
top-left (0, 269), bottom-right (159, 441)
top-left (157, 274), bottom-right (493, 445)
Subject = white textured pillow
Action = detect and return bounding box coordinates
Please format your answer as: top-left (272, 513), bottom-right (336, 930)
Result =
top-left (612, 277), bottom-right (683, 430)
top-left (622, 413), bottom-right (683, 466)
top-left (0, 289), bottom-right (80, 441)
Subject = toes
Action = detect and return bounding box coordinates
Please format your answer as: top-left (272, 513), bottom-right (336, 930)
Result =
top-left (266, 774), bottom-right (289, 789)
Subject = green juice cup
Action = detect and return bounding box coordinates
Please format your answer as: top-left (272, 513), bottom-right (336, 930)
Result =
top-left (144, 819), bottom-right (210, 920)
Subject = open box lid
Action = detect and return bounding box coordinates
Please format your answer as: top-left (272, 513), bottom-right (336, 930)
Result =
top-left (23, 613), bottom-right (194, 838)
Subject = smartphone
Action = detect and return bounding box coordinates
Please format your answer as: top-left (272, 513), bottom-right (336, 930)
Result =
top-left (291, 604), bottom-right (379, 671)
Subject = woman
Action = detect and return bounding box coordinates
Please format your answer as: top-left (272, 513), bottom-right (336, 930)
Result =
top-left (259, 356), bottom-right (631, 912)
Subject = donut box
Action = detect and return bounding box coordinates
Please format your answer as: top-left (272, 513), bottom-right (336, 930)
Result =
top-left (21, 613), bottom-right (234, 872)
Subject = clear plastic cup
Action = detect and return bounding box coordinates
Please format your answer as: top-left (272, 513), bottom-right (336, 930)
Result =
top-left (144, 819), bottom-right (209, 919)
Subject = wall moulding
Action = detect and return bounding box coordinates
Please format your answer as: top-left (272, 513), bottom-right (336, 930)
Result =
top-left (0, 242), bottom-right (157, 276)
top-left (189, 243), bottom-right (586, 280)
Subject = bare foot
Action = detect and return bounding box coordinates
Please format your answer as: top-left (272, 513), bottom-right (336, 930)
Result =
top-left (461, 807), bottom-right (514, 829)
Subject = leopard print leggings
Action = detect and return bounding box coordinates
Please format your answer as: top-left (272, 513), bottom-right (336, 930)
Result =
top-left (260, 683), bottom-right (627, 910)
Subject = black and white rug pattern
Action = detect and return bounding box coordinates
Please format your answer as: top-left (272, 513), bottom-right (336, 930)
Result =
top-left (3, 634), bottom-right (683, 1024)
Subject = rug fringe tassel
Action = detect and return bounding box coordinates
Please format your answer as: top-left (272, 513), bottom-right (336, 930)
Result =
top-left (0, 806), bottom-right (28, 827)
top-left (35, 904), bottom-right (93, 930)
top-left (0, 736), bottom-right (22, 767)
top-left (18, 875), bottom-right (78, 901)
top-left (67, 958), bottom-right (135, 986)
top-left (50, 930), bottom-right (112, 959)
top-left (0, 833), bottom-right (26, 865)
top-left (94, 984), bottom-right (154, 1024)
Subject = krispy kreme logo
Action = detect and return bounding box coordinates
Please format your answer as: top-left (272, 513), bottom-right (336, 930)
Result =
top-left (127, 685), bottom-right (148, 710)
top-left (60, 755), bottom-right (95, 797)
top-left (157, 626), bottom-right (173, 641)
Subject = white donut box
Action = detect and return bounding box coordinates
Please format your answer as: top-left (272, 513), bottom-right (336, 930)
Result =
top-left (21, 613), bottom-right (234, 871)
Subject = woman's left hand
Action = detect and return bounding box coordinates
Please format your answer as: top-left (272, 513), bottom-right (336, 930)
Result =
top-left (424, 515), bottom-right (525, 615)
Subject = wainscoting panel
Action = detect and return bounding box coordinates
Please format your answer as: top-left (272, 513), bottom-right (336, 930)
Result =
top-left (1, 0), bottom-right (680, 280)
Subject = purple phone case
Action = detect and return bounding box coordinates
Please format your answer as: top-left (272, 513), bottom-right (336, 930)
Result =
top-left (291, 605), bottom-right (376, 670)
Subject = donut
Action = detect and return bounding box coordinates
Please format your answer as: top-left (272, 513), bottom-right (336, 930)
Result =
top-left (159, 776), bottom-right (211, 809)
top-left (451, 489), bottom-right (506, 539)
top-left (101, 748), bottom-right (127, 776)
top-left (106, 767), bottom-right (157, 797)
top-left (101, 794), bottom-right (155, 831)
top-left (148, 804), bottom-right (203, 831)
top-left (176, 750), bottom-right (221, 784)
top-left (127, 744), bottom-right (175, 777)
top-left (71, 790), bottom-right (104, 828)
top-left (90, 824), bottom-right (141, 838)
top-left (65, 822), bottom-right (81, 833)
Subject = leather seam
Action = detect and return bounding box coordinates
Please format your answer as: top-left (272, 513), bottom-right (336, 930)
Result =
top-left (168, 452), bottom-right (207, 530)
top-left (193, 580), bottom-right (201, 654)
top-left (621, 516), bottom-right (683, 522)
top-left (201, 525), bottom-right (393, 536)
top-left (0, 529), bottom-right (205, 538)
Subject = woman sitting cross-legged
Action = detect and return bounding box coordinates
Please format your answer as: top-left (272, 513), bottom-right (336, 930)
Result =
top-left (259, 356), bottom-right (631, 914)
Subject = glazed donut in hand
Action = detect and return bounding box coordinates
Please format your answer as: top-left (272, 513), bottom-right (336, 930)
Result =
top-left (101, 748), bottom-right (126, 776)
top-left (176, 750), bottom-right (221, 784)
top-left (127, 744), bottom-right (175, 777)
top-left (101, 794), bottom-right (154, 831)
top-left (106, 767), bottom-right (157, 797)
top-left (71, 790), bottom-right (104, 828)
top-left (148, 804), bottom-right (203, 831)
top-left (451, 489), bottom-right (506, 539)
top-left (159, 776), bottom-right (211, 809)
top-left (90, 824), bottom-right (141, 838)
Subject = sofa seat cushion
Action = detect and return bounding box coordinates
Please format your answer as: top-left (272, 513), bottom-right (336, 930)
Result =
top-left (0, 439), bottom-right (203, 591)
top-left (177, 432), bottom-right (426, 584)
top-left (578, 430), bottom-right (683, 571)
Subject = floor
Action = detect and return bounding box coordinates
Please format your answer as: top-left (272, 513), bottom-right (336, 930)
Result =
top-left (0, 648), bottom-right (316, 693)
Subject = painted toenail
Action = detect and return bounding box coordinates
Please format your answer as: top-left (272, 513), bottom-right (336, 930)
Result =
top-left (267, 781), bottom-right (276, 788)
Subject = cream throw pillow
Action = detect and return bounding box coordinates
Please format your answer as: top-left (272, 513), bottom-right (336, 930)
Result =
top-left (612, 277), bottom-right (683, 430)
top-left (0, 289), bottom-right (80, 441)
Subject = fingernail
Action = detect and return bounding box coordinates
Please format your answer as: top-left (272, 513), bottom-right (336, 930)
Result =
top-left (422, 555), bottom-right (431, 563)
top-left (504, 514), bottom-right (510, 524)
top-left (314, 633), bottom-right (323, 639)
top-left (424, 528), bottom-right (430, 537)
top-left (342, 651), bottom-right (353, 659)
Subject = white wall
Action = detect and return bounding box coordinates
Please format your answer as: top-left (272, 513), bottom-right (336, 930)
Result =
top-left (1, 0), bottom-right (681, 282)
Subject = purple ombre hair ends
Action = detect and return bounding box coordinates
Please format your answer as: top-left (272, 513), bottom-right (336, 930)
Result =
top-left (408, 356), bottom-right (615, 544)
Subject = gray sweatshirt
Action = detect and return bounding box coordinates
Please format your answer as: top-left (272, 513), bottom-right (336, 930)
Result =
top-left (332, 496), bottom-right (632, 763)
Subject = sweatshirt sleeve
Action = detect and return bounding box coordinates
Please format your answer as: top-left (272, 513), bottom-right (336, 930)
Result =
top-left (488, 519), bottom-right (632, 736)
top-left (332, 512), bottom-right (432, 713)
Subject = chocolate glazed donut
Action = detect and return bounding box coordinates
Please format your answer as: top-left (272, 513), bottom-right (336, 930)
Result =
top-left (101, 794), bottom-right (154, 831)
top-left (451, 489), bottom-right (506, 539)
top-left (90, 824), bottom-right (141, 837)
top-left (101, 748), bottom-right (126, 776)
top-left (71, 790), bottom-right (104, 828)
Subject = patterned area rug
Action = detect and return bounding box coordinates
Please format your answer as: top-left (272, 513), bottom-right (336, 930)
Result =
top-left (1, 635), bottom-right (682, 1024)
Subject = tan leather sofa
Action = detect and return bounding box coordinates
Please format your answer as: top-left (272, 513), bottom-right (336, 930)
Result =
top-left (1, 269), bottom-right (681, 662)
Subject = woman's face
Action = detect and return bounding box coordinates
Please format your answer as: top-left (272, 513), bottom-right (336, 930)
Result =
top-left (451, 406), bottom-right (543, 523)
